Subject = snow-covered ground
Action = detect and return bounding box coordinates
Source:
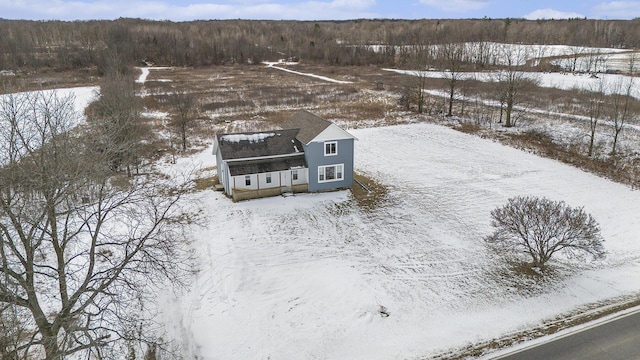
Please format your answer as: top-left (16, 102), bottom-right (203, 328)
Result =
top-left (0, 86), bottom-right (98, 165)
top-left (384, 68), bottom-right (640, 99)
top-left (159, 123), bottom-right (640, 359)
top-left (0, 86), bottom-right (98, 116)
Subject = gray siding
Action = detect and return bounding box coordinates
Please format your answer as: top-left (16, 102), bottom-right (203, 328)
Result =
top-left (305, 138), bottom-right (354, 192)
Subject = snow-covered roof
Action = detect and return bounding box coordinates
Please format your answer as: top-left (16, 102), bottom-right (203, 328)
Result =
top-left (220, 133), bottom-right (276, 143)
top-left (216, 129), bottom-right (304, 161)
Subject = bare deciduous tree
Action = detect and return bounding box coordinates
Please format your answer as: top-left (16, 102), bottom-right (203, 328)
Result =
top-left (88, 73), bottom-right (145, 176)
top-left (608, 78), bottom-right (634, 156)
top-left (485, 196), bottom-right (605, 271)
top-left (170, 89), bottom-right (197, 151)
top-left (0, 90), bottom-right (190, 359)
top-left (493, 45), bottom-right (540, 127)
top-left (439, 42), bottom-right (465, 117)
top-left (608, 54), bottom-right (637, 156)
top-left (585, 77), bottom-right (606, 157)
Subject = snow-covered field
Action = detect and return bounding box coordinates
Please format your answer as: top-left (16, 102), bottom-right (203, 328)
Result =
top-left (159, 123), bottom-right (640, 359)
top-left (0, 86), bottom-right (98, 115)
top-left (384, 68), bottom-right (640, 100)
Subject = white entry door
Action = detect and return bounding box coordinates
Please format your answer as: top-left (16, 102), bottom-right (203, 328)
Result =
top-left (282, 171), bottom-right (292, 190)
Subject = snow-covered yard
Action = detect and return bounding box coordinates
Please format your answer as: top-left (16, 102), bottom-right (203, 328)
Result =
top-left (160, 123), bottom-right (640, 359)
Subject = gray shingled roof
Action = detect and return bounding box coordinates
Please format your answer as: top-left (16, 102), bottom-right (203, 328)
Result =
top-left (228, 156), bottom-right (306, 176)
top-left (280, 110), bottom-right (332, 145)
top-left (216, 129), bottom-right (304, 160)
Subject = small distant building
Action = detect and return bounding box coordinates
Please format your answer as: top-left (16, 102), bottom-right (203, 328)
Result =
top-left (213, 110), bottom-right (356, 202)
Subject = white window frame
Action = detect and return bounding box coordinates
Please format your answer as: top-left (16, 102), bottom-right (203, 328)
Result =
top-left (292, 170), bottom-right (299, 181)
top-left (318, 164), bottom-right (344, 183)
top-left (266, 173), bottom-right (272, 184)
top-left (324, 141), bottom-right (337, 156)
top-left (245, 175), bottom-right (251, 186)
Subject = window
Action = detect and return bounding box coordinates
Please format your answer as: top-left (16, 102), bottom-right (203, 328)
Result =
top-left (324, 141), bottom-right (337, 156)
top-left (292, 170), bottom-right (299, 181)
top-left (266, 173), bottom-right (272, 184)
top-left (245, 175), bottom-right (251, 186)
top-left (318, 164), bottom-right (344, 183)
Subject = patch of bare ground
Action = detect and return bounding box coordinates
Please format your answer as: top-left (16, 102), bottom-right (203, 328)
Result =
top-left (194, 174), bottom-right (219, 191)
top-left (140, 64), bottom-right (413, 141)
top-left (350, 172), bottom-right (389, 211)
top-left (429, 294), bottom-right (640, 360)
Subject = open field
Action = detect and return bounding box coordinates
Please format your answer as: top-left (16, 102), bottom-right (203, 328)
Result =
top-left (157, 122), bottom-right (640, 359)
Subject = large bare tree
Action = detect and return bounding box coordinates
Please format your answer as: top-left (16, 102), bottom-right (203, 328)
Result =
top-left (0, 90), bottom-right (189, 359)
top-left (486, 196), bottom-right (605, 271)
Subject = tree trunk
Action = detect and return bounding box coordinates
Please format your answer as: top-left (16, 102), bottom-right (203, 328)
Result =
top-left (588, 130), bottom-right (595, 157)
top-left (42, 333), bottom-right (62, 360)
top-left (612, 127), bottom-right (621, 156)
top-left (447, 86), bottom-right (454, 117)
top-left (505, 101), bottom-right (513, 127)
top-left (181, 127), bottom-right (187, 151)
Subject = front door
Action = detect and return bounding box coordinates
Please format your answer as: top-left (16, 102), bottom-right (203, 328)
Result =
top-left (282, 170), bottom-right (292, 192)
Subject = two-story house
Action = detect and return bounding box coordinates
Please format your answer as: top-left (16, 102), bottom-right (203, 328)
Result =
top-left (213, 110), bottom-right (356, 201)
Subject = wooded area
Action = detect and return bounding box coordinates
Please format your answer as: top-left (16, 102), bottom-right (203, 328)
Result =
top-left (1, 18), bottom-right (640, 71)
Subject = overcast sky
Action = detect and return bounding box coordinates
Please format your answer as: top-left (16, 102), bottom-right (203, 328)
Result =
top-left (1, 0), bottom-right (639, 21)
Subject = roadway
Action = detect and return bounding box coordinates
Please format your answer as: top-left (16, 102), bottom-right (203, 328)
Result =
top-left (489, 308), bottom-right (640, 360)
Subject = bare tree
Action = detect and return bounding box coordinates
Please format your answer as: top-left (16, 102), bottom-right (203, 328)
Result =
top-left (493, 45), bottom-right (540, 127)
top-left (608, 77), bottom-right (634, 156)
top-left (88, 73), bottom-right (145, 176)
top-left (585, 77), bottom-right (606, 157)
top-left (486, 196), bottom-right (605, 271)
top-left (608, 54), bottom-right (637, 156)
top-left (400, 43), bottom-right (438, 115)
top-left (170, 89), bottom-right (197, 151)
top-left (568, 46), bottom-right (585, 73)
top-left (584, 49), bottom-right (609, 74)
top-left (439, 42), bottom-right (465, 117)
top-left (0, 90), bottom-right (190, 359)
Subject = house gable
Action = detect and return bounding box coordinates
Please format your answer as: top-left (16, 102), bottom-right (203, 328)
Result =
top-left (281, 110), bottom-right (331, 144)
top-left (311, 123), bottom-right (357, 143)
top-left (281, 110), bottom-right (356, 145)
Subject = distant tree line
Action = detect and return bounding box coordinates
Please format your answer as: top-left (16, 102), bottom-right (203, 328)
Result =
top-left (1, 18), bottom-right (640, 71)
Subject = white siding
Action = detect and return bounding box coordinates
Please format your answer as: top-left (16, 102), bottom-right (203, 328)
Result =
top-left (258, 172), bottom-right (281, 189)
top-left (291, 168), bottom-right (308, 185)
top-left (233, 174), bottom-right (258, 191)
top-left (231, 169), bottom-right (308, 192)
